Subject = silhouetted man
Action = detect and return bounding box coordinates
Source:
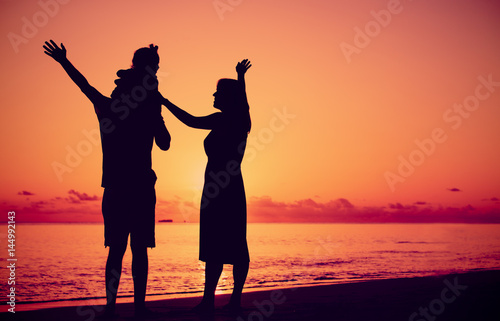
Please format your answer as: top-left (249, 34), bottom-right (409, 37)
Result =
top-left (44, 40), bottom-right (170, 318)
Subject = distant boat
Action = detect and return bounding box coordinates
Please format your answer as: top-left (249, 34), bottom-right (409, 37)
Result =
top-left (158, 219), bottom-right (173, 223)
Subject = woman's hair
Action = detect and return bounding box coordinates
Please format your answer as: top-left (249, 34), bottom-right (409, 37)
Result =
top-left (131, 44), bottom-right (159, 70)
top-left (217, 78), bottom-right (251, 133)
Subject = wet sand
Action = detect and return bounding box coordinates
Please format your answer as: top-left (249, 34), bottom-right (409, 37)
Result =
top-left (5, 269), bottom-right (500, 321)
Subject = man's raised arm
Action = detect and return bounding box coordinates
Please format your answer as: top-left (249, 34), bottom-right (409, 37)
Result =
top-left (43, 40), bottom-right (106, 106)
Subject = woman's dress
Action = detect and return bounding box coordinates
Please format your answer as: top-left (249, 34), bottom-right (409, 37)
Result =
top-left (199, 124), bottom-right (250, 264)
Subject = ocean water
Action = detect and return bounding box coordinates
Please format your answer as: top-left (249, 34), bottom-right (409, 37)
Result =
top-left (2, 223), bottom-right (500, 309)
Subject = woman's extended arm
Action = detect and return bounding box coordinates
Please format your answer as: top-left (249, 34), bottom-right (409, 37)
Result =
top-left (162, 97), bottom-right (221, 130)
top-left (43, 40), bottom-right (106, 106)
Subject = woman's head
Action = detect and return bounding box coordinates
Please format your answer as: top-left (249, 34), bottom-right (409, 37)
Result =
top-left (213, 79), bottom-right (240, 111)
top-left (213, 78), bottom-right (251, 132)
top-left (132, 44), bottom-right (159, 72)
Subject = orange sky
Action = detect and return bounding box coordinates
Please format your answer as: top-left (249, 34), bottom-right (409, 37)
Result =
top-left (1, 0), bottom-right (500, 223)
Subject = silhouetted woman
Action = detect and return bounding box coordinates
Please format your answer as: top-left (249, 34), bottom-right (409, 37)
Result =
top-left (163, 59), bottom-right (252, 312)
top-left (43, 40), bottom-right (170, 318)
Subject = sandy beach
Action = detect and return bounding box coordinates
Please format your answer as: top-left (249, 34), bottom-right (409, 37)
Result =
top-left (5, 269), bottom-right (500, 321)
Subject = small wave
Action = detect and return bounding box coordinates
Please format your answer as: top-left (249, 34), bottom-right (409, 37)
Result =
top-left (347, 272), bottom-right (384, 279)
top-left (315, 260), bottom-right (352, 266)
top-left (374, 250), bottom-right (434, 254)
top-left (257, 279), bottom-right (297, 285)
top-left (396, 241), bottom-right (448, 244)
top-left (314, 276), bottom-right (341, 281)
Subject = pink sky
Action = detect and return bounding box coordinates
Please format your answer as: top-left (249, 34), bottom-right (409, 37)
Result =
top-left (1, 0), bottom-right (499, 223)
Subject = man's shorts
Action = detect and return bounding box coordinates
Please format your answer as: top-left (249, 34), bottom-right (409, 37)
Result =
top-left (102, 186), bottom-right (156, 248)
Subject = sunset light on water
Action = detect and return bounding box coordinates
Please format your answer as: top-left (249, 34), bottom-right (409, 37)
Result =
top-left (3, 223), bottom-right (500, 308)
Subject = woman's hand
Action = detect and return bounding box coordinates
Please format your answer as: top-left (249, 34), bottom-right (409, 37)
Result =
top-left (236, 59), bottom-right (251, 76)
top-left (43, 40), bottom-right (67, 63)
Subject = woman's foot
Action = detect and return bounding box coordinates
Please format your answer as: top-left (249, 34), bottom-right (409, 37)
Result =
top-left (224, 293), bottom-right (243, 312)
top-left (191, 300), bottom-right (215, 315)
top-left (97, 305), bottom-right (119, 319)
top-left (222, 302), bottom-right (243, 314)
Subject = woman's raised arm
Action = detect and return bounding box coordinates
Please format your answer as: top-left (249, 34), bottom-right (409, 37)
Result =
top-left (236, 59), bottom-right (251, 110)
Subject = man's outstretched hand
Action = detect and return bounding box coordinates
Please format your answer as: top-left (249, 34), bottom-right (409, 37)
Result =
top-left (43, 40), bottom-right (67, 63)
top-left (236, 59), bottom-right (251, 76)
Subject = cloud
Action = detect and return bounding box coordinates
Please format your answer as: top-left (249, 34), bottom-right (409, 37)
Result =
top-left (2, 192), bottom-right (500, 223)
top-left (463, 204), bottom-right (475, 211)
top-left (326, 198), bottom-right (354, 209)
top-left (17, 190), bottom-right (34, 196)
top-left (0, 196), bottom-right (102, 223)
top-left (247, 196), bottom-right (500, 223)
top-left (155, 198), bottom-right (197, 223)
top-left (0, 189), bottom-right (105, 222)
top-left (388, 203), bottom-right (415, 210)
top-left (447, 188), bottom-right (462, 192)
top-left (291, 198), bottom-right (322, 208)
top-left (67, 189), bottom-right (99, 202)
top-left (248, 196), bottom-right (362, 222)
top-left (482, 197), bottom-right (499, 202)
top-left (248, 197), bottom-right (354, 211)
top-left (249, 195), bottom-right (287, 208)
